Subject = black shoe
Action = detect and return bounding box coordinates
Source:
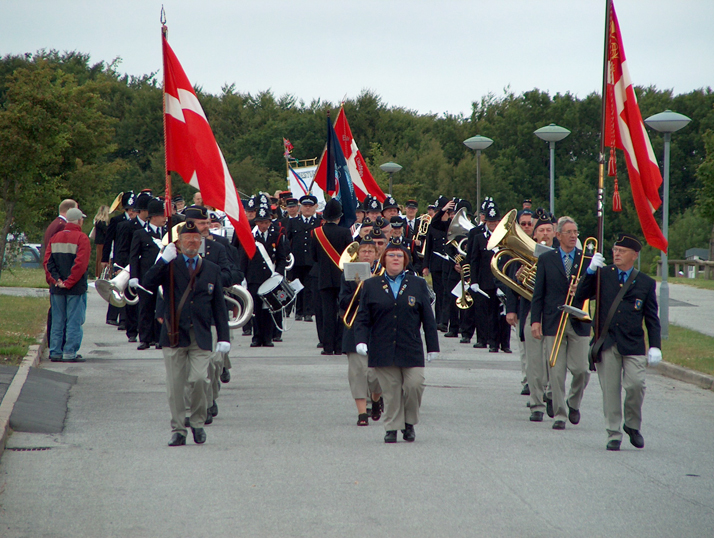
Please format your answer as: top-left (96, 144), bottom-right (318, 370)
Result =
top-left (437, 324), bottom-right (448, 332)
top-left (137, 342), bottom-right (151, 350)
top-left (263, 341), bottom-right (274, 347)
top-left (530, 411), bottom-right (544, 422)
top-left (155, 344), bottom-right (163, 350)
top-left (303, 315), bottom-right (313, 322)
top-left (117, 323), bottom-right (126, 331)
top-left (220, 367), bottom-right (230, 383)
top-left (357, 413), bottom-right (369, 426)
top-left (62, 354), bottom-right (85, 363)
top-left (552, 420), bottom-right (566, 430)
top-left (459, 337), bottom-right (471, 344)
top-left (242, 329), bottom-right (252, 336)
top-left (50, 356), bottom-right (63, 362)
top-left (371, 397), bottom-right (383, 421)
top-left (567, 405), bottom-right (581, 425)
top-left (128, 336), bottom-right (137, 343)
top-left (545, 395), bottom-right (554, 418)
top-left (294, 314), bottom-right (303, 321)
top-left (317, 343), bottom-right (323, 348)
top-left (273, 336), bottom-right (282, 342)
top-left (623, 425), bottom-right (645, 448)
top-left (168, 433), bottom-right (186, 446)
top-left (501, 347), bottom-right (512, 353)
top-left (250, 341), bottom-right (261, 348)
top-left (473, 342), bottom-right (487, 349)
top-left (402, 424), bottom-right (415, 442)
top-left (191, 427), bottom-right (206, 444)
top-left (208, 401), bottom-right (218, 418)
top-left (320, 350), bottom-right (333, 355)
top-left (184, 417), bottom-right (190, 428)
top-left (444, 331), bottom-right (459, 338)
top-left (489, 347), bottom-right (499, 353)
top-left (384, 430), bottom-right (398, 443)
top-left (521, 384), bottom-right (530, 396)
top-left (606, 439), bottom-right (621, 451)
top-left (106, 320), bottom-right (119, 326)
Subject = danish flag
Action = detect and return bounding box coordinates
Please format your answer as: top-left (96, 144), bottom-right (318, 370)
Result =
top-left (162, 36), bottom-right (255, 257)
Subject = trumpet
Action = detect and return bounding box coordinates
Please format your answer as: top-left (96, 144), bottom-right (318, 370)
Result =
top-left (416, 214), bottom-right (432, 258)
top-left (548, 237), bottom-right (597, 367)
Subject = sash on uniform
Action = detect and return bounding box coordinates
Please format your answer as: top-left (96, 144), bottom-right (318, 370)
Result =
top-left (314, 226), bottom-right (341, 268)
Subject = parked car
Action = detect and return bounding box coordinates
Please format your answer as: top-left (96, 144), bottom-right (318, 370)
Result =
top-left (21, 244), bottom-right (42, 269)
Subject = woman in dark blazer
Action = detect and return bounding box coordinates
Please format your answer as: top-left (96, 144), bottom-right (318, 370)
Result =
top-left (354, 240), bottom-right (440, 443)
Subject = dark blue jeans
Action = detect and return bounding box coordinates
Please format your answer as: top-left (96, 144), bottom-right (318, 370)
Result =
top-left (50, 294), bottom-right (87, 359)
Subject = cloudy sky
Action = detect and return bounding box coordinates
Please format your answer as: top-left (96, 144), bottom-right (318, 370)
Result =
top-left (2, 1), bottom-right (712, 116)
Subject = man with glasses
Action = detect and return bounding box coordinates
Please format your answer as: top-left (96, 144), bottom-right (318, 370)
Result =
top-left (530, 216), bottom-right (591, 430)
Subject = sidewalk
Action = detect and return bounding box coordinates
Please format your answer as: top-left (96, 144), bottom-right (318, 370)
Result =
top-left (663, 281), bottom-right (714, 338)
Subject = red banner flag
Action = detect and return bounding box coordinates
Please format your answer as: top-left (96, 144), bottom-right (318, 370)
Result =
top-left (604, 2), bottom-right (667, 252)
top-left (162, 36), bottom-right (255, 257)
top-left (313, 107), bottom-right (386, 202)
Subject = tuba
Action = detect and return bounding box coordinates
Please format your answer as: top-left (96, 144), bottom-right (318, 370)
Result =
top-left (224, 284), bottom-right (254, 329)
top-left (95, 265), bottom-right (140, 307)
top-left (338, 241), bottom-right (360, 270)
top-left (487, 209), bottom-right (539, 301)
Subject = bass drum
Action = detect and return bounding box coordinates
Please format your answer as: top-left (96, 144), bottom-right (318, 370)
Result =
top-left (257, 274), bottom-right (295, 313)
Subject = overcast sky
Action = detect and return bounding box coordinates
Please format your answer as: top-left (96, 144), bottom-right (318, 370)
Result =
top-left (2, 1), bottom-right (712, 117)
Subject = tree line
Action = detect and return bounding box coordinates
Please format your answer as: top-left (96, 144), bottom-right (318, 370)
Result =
top-left (1, 50), bottom-right (713, 275)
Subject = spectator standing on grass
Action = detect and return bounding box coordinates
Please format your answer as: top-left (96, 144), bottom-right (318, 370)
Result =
top-left (43, 208), bottom-right (91, 363)
top-left (91, 205), bottom-right (110, 278)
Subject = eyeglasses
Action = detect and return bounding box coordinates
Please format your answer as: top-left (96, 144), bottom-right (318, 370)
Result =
top-left (519, 221), bottom-right (533, 227)
top-left (560, 230), bottom-right (579, 236)
top-left (386, 253), bottom-right (404, 258)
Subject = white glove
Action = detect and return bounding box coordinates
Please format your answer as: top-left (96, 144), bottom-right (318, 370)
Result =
top-left (161, 243), bottom-right (178, 263)
top-left (427, 352), bottom-right (439, 362)
top-left (588, 252), bottom-right (606, 273)
top-left (647, 347), bottom-right (662, 366)
top-left (356, 343), bottom-right (368, 356)
top-left (496, 288), bottom-right (505, 297)
top-left (216, 341), bottom-right (231, 354)
top-left (128, 278), bottom-right (139, 289)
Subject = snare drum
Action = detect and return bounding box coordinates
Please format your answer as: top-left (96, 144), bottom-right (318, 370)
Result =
top-left (257, 274), bottom-right (296, 313)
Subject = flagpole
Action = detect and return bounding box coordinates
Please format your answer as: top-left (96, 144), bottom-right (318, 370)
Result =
top-left (594, 0), bottom-right (612, 350)
top-left (161, 7), bottom-right (178, 347)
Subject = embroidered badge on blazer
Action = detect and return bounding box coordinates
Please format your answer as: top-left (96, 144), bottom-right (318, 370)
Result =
top-left (408, 296), bottom-right (416, 306)
top-left (207, 283), bottom-right (214, 294)
top-left (634, 298), bottom-right (643, 311)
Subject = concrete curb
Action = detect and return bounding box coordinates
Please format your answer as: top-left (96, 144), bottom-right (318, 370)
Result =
top-left (0, 336), bottom-right (45, 459)
top-left (657, 360), bottom-right (714, 391)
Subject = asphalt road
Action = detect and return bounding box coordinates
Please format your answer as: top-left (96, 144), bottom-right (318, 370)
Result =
top-left (1, 288), bottom-right (713, 537)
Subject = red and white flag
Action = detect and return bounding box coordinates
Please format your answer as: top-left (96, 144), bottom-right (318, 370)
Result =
top-left (604, 2), bottom-right (667, 253)
top-left (162, 36), bottom-right (255, 257)
top-left (314, 107), bottom-right (386, 202)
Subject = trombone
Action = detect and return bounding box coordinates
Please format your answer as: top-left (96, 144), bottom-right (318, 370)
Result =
top-left (416, 214), bottom-right (432, 257)
top-left (548, 237), bottom-right (597, 367)
top-left (342, 263), bottom-right (385, 329)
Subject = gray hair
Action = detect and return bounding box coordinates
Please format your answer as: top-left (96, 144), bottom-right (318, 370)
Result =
top-left (556, 216), bottom-right (577, 233)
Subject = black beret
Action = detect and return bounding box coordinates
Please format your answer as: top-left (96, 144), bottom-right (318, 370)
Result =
top-left (614, 233), bottom-right (642, 252)
top-left (359, 234), bottom-right (376, 247)
top-left (180, 220), bottom-right (200, 235)
top-left (184, 206), bottom-right (209, 220)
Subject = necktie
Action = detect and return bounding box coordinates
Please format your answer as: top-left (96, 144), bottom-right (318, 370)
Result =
top-left (619, 271), bottom-right (626, 285)
top-left (187, 257), bottom-right (195, 276)
top-left (563, 255), bottom-right (572, 278)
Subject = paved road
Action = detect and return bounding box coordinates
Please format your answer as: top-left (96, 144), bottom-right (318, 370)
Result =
top-left (1, 289), bottom-right (713, 537)
top-left (663, 282), bottom-right (714, 338)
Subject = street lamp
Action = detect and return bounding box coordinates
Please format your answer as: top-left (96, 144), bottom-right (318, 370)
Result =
top-left (379, 162), bottom-right (402, 196)
top-left (534, 123), bottom-right (570, 215)
top-left (644, 110), bottom-right (691, 340)
top-left (463, 135), bottom-right (493, 206)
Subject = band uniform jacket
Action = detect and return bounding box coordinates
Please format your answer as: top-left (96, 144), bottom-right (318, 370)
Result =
top-left (423, 222), bottom-right (447, 273)
top-left (199, 237), bottom-right (234, 288)
top-left (530, 248), bottom-right (590, 337)
top-left (287, 215), bottom-right (322, 267)
top-left (144, 256), bottom-right (229, 351)
top-left (101, 212), bottom-right (130, 263)
top-left (468, 229), bottom-right (499, 292)
top-left (574, 265), bottom-right (660, 356)
top-left (208, 232), bottom-right (243, 285)
top-left (129, 225), bottom-right (163, 286)
top-left (114, 218), bottom-right (144, 267)
top-left (310, 222), bottom-right (353, 290)
top-left (238, 227), bottom-right (288, 286)
top-left (354, 273), bottom-right (439, 368)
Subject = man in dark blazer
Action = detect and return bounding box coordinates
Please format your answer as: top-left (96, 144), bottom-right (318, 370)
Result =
top-left (238, 206), bottom-right (288, 347)
top-left (531, 216), bottom-right (591, 431)
top-left (286, 195), bottom-right (322, 321)
top-left (144, 221), bottom-right (230, 447)
top-left (129, 198), bottom-right (166, 350)
top-left (574, 233), bottom-right (661, 451)
top-left (310, 199), bottom-right (353, 355)
top-left (101, 192), bottom-right (135, 327)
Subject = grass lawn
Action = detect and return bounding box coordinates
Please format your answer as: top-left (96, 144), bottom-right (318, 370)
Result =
top-left (0, 295), bottom-right (48, 366)
top-left (655, 276), bottom-right (714, 291)
top-left (660, 324), bottom-right (714, 376)
top-left (0, 267), bottom-right (49, 288)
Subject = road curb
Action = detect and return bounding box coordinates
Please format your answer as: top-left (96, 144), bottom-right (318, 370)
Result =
top-left (657, 361), bottom-right (714, 391)
top-left (0, 334), bottom-right (46, 459)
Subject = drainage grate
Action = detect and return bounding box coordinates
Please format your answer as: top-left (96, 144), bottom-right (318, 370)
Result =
top-left (7, 447), bottom-right (54, 451)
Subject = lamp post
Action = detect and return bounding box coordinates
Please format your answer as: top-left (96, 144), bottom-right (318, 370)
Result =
top-left (379, 162), bottom-right (402, 196)
top-left (534, 123), bottom-right (570, 215)
top-left (644, 110), bottom-right (691, 340)
top-left (463, 135), bottom-right (493, 205)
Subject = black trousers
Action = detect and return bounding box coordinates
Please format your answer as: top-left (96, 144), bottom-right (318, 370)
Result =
top-left (105, 303), bottom-right (123, 323)
top-left (431, 268), bottom-right (444, 326)
top-left (248, 283), bottom-right (273, 345)
top-left (319, 287), bottom-right (342, 354)
top-left (293, 265), bottom-right (314, 317)
top-left (474, 293), bottom-right (489, 345)
top-left (445, 275), bottom-right (461, 332)
top-left (137, 288), bottom-right (159, 344)
top-left (311, 276), bottom-right (323, 343)
top-left (460, 302), bottom-right (476, 339)
top-left (125, 303), bottom-right (138, 339)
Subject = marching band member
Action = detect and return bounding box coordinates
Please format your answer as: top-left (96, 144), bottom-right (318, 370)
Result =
top-left (144, 221), bottom-right (230, 447)
top-left (530, 216), bottom-right (591, 431)
top-left (354, 239), bottom-right (439, 443)
top-left (364, 196), bottom-right (382, 222)
top-left (286, 195), bottom-right (321, 323)
top-left (381, 195), bottom-right (400, 220)
top-left (422, 196), bottom-right (449, 331)
top-left (403, 200), bottom-right (422, 274)
top-left (101, 191), bottom-right (135, 328)
top-left (339, 234), bottom-right (383, 426)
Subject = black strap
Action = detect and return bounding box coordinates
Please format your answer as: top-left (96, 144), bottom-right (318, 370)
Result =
top-left (588, 268), bottom-right (639, 369)
top-left (167, 257), bottom-right (203, 348)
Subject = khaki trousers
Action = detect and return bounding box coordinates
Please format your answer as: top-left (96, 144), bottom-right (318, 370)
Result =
top-left (374, 367), bottom-right (425, 431)
top-left (598, 345), bottom-right (647, 442)
top-left (544, 320), bottom-right (590, 422)
top-left (205, 327), bottom-right (224, 406)
top-left (518, 337), bottom-right (527, 385)
top-left (346, 353), bottom-right (381, 400)
top-left (525, 312), bottom-right (549, 412)
top-left (163, 329), bottom-right (211, 434)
